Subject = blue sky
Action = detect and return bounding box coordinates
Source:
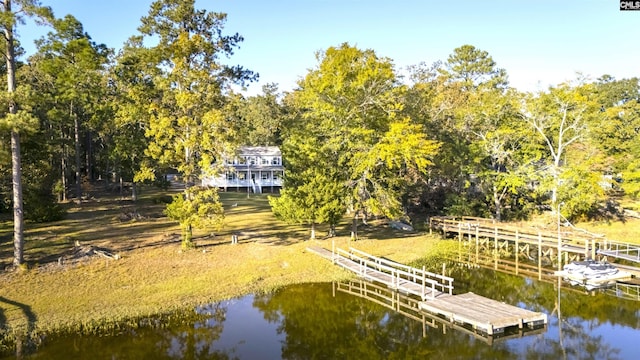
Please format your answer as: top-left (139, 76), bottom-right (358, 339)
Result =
top-left (18, 0), bottom-right (640, 94)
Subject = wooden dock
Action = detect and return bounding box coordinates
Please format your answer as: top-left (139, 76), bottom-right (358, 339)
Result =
top-left (308, 245), bottom-right (453, 300)
top-left (308, 246), bottom-right (548, 336)
top-left (334, 279), bottom-right (546, 344)
top-left (430, 216), bottom-right (640, 288)
top-left (430, 216), bottom-right (601, 261)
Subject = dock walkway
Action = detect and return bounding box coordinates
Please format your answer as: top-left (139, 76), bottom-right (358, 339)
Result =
top-left (429, 216), bottom-right (600, 259)
top-left (307, 245), bottom-right (453, 300)
top-left (598, 241), bottom-right (640, 263)
top-left (308, 246), bottom-right (548, 336)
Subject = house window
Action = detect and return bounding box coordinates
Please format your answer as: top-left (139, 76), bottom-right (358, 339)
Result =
top-left (262, 173), bottom-right (270, 180)
top-left (273, 172), bottom-right (281, 181)
top-left (226, 172), bottom-right (236, 181)
top-left (271, 157), bottom-right (280, 165)
top-left (238, 157), bottom-right (246, 165)
top-left (238, 172), bottom-right (246, 180)
top-left (248, 157), bottom-right (256, 165)
top-left (261, 157), bottom-right (269, 165)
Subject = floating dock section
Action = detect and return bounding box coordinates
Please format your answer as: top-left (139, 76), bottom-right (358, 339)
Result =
top-left (418, 293), bottom-right (546, 335)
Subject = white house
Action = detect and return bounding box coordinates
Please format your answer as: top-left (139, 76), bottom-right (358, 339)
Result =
top-left (201, 146), bottom-right (283, 193)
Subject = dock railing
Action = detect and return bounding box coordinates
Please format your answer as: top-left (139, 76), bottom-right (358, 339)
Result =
top-left (332, 247), bottom-right (454, 300)
top-left (598, 240), bottom-right (640, 263)
top-left (429, 216), bottom-right (602, 259)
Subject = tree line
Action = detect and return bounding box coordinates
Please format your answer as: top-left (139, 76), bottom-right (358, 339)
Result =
top-left (2, 0), bottom-right (639, 260)
top-left (271, 43), bottom-right (640, 239)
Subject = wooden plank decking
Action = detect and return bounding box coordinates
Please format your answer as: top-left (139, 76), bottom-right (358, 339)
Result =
top-left (335, 279), bottom-right (546, 344)
top-left (309, 245), bottom-right (548, 336)
top-left (418, 293), bottom-right (547, 335)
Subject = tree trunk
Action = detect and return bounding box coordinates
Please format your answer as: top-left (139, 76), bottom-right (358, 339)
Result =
top-left (329, 223), bottom-right (336, 237)
top-left (351, 214), bottom-right (358, 240)
top-left (85, 130), bottom-right (92, 181)
top-left (11, 130), bottom-right (24, 266)
top-left (60, 157), bottom-right (65, 201)
top-left (182, 224), bottom-right (194, 249)
top-left (59, 124), bottom-right (68, 202)
top-left (4, 0), bottom-right (25, 266)
top-left (131, 182), bottom-right (138, 202)
top-left (310, 222), bottom-right (315, 240)
top-left (73, 104), bottom-right (82, 199)
top-left (493, 184), bottom-right (502, 222)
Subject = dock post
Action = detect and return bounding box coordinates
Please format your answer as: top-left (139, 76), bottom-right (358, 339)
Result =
top-left (585, 239), bottom-right (589, 259)
top-left (557, 229), bottom-right (562, 272)
top-left (423, 266), bottom-right (426, 300)
top-left (475, 227), bottom-right (479, 262)
top-left (494, 226), bottom-right (498, 270)
top-left (538, 232), bottom-right (542, 280)
top-left (515, 230), bottom-right (519, 275)
top-left (458, 227), bottom-right (462, 262)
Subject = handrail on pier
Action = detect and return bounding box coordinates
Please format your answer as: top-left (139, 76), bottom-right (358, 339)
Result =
top-left (332, 247), bottom-right (454, 300)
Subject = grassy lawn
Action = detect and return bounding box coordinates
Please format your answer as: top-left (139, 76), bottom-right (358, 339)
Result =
top-left (574, 218), bottom-right (640, 244)
top-left (0, 187), bottom-right (450, 347)
top-left (2, 185), bottom-right (639, 350)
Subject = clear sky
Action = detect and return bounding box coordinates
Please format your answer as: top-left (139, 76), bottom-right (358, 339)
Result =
top-left (17, 0), bottom-right (640, 94)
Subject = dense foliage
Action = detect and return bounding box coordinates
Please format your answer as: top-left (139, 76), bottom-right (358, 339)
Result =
top-left (1, 1), bottom-right (639, 255)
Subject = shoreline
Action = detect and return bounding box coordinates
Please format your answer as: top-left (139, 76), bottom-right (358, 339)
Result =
top-left (0, 233), bottom-right (447, 355)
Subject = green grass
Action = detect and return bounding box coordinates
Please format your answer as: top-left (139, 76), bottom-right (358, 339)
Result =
top-left (4, 186), bottom-right (640, 353)
top-left (0, 187), bottom-right (449, 352)
top-left (508, 212), bottom-right (640, 245)
top-left (575, 218), bottom-right (640, 244)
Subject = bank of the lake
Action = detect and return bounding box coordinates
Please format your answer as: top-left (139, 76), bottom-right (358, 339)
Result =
top-left (0, 190), bottom-right (454, 353)
top-left (3, 188), bottom-right (640, 355)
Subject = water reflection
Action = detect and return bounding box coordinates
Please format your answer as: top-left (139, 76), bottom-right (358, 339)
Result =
top-left (440, 247), bottom-right (640, 359)
top-left (16, 303), bottom-right (233, 360)
top-left (333, 279), bottom-right (547, 344)
top-left (9, 266), bottom-right (640, 359)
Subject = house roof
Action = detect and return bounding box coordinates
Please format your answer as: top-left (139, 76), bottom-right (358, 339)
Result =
top-left (238, 146), bottom-right (281, 156)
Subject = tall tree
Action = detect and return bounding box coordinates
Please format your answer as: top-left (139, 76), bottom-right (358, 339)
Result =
top-left (404, 61), bottom-right (470, 214)
top-left (289, 44), bottom-right (440, 239)
top-left (0, 0), bottom-right (52, 266)
top-left (32, 14), bottom-right (111, 200)
top-left (410, 45), bottom-right (532, 220)
top-left (134, 0), bottom-right (256, 248)
top-left (233, 83), bottom-right (284, 146)
top-left (109, 37), bottom-right (157, 200)
top-left (444, 45), bottom-right (527, 220)
top-left (591, 76), bottom-right (640, 198)
top-left (269, 132), bottom-right (345, 239)
top-left (525, 82), bottom-right (601, 217)
top-left (443, 44), bottom-right (508, 92)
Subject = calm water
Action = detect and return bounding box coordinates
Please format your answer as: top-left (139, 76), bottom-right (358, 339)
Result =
top-left (6, 261), bottom-right (640, 359)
